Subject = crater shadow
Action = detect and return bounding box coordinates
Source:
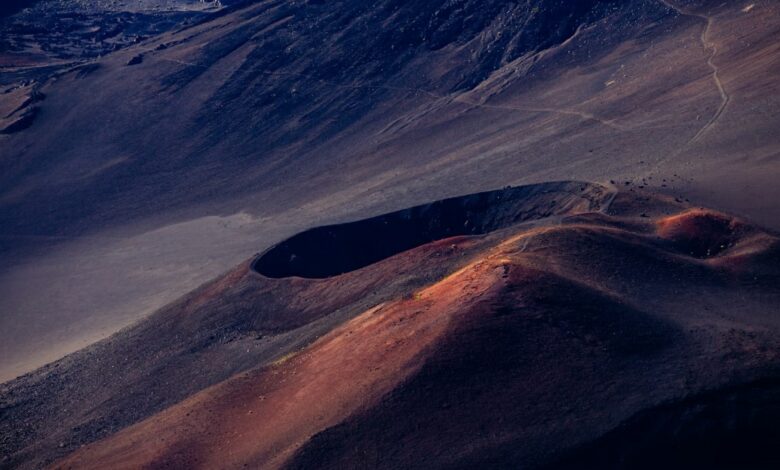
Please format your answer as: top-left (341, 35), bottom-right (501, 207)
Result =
top-left (252, 181), bottom-right (609, 279)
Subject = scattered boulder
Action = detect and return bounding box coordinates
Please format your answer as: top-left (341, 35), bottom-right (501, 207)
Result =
top-left (126, 54), bottom-right (143, 66)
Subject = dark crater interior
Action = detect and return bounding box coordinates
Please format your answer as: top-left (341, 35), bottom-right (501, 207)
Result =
top-left (253, 182), bottom-right (607, 279)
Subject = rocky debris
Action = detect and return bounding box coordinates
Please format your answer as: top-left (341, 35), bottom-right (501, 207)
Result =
top-left (126, 54), bottom-right (143, 66)
top-left (0, 82), bottom-right (43, 134)
top-left (74, 62), bottom-right (101, 78)
top-left (0, 1), bottom-right (217, 67)
top-left (0, 105), bottom-right (38, 134)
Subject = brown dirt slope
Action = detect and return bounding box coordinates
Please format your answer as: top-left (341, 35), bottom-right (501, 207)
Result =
top-left (0, 181), bottom-right (609, 469)
top-left (49, 186), bottom-right (780, 470)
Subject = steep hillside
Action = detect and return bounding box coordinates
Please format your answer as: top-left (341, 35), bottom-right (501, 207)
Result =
top-left (1, 0), bottom-right (660, 236)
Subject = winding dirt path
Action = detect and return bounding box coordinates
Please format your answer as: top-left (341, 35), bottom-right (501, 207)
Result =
top-left (456, 99), bottom-right (627, 131)
top-left (158, 2), bottom-right (734, 138)
top-left (659, 0), bottom-right (730, 143)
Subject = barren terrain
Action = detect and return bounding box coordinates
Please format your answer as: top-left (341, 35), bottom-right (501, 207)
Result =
top-left (2, 183), bottom-right (776, 468)
top-left (1, 1), bottom-right (779, 468)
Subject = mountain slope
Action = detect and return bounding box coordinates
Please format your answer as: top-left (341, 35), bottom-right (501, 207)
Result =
top-left (0, 182), bottom-right (612, 468)
top-left (30, 184), bottom-right (780, 470)
top-left (2, 183), bottom-right (780, 468)
top-left (0, 0), bottom-right (779, 401)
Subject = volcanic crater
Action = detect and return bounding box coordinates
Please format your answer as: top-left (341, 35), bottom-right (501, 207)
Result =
top-left (3, 182), bottom-right (778, 470)
top-left (253, 182), bottom-right (612, 279)
top-left (2, 0), bottom-right (780, 468)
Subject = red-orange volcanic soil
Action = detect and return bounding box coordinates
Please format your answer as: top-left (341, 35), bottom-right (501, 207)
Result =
top-left (33, 183), bottom-right (780, 470)
top-left (54, 248), bottom-right (505, 469)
